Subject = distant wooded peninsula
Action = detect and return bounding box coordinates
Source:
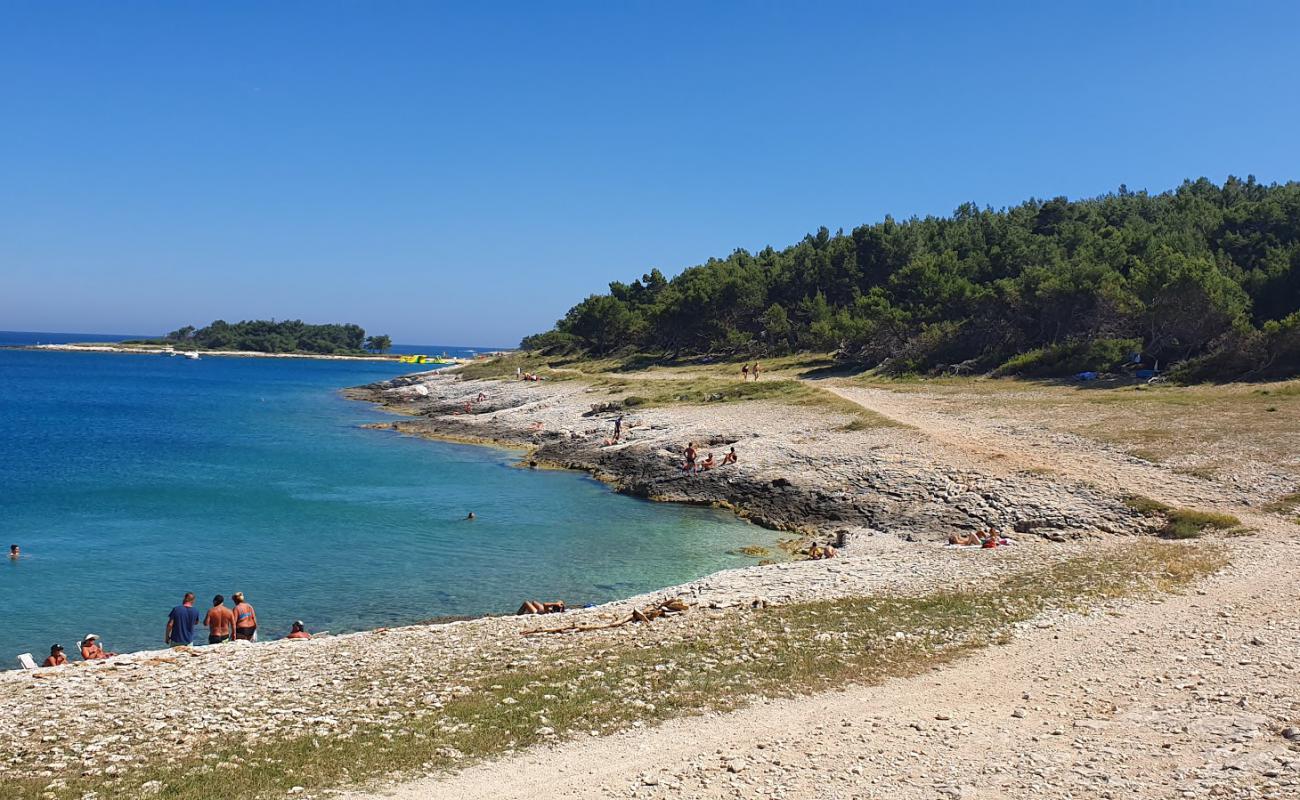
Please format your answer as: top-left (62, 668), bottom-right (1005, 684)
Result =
top-left (524, 177), bottom-right (1300, 381)
top-left (125, 320), bottom-right (392, 355)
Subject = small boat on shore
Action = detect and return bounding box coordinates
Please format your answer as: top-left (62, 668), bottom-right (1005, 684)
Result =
top-left (184, 352), bottom-right (200, 360)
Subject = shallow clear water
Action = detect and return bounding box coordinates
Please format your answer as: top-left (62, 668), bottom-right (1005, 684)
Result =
top-left (0, 345), bottom-right (775, 661)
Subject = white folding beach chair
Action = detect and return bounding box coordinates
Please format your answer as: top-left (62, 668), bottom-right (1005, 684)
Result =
top-left (16, 653), bottom-right (38, 670)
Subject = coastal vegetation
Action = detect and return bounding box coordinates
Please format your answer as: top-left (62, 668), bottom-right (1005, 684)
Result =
top-left (524, 177), bottom-right (1300, 381)
top-left (1123, 496), bottom-right (1243, 539)
top-left (124, 319), bottom-right (388, 355)
top-left (0, 540), bottom-right (1223, 800)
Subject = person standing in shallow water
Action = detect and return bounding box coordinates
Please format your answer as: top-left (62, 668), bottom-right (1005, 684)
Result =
top-left (232, 592), bottom-right (257, 641)
top-left (165, 592), bottom-right (201, 646)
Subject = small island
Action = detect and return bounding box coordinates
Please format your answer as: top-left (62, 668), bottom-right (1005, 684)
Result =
top-left (20, 319), bottom-right (427, 361)
top-left (126, 319), bottom-right (392, 355)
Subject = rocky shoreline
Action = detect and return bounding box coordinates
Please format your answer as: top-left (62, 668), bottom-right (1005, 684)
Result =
top-left (0, 365), bottom-right (1179, 795)
top-left (347, 369), bottom-right (1155, 543)
top-left (0, 521), bottom-right (1106, 787)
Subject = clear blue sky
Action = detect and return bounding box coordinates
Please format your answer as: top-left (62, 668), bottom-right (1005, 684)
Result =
top-left (3, 1), bottom-right (1298, 346)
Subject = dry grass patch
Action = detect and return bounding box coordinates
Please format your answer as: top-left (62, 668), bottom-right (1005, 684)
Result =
top-left (851, 375), bottom-right (1300, 480)
top-left (455, 352), bottom-right (580, 382)
top-left (1263, 491), bottom-right (1300, 515)
top-left (588, 375), bottom-right (903, 431)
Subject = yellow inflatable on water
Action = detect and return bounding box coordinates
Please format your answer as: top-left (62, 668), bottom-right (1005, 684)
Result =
top-left (397, 354), bottom-right (454, 365)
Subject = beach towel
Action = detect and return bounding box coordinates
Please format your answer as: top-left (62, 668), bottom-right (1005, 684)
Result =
top-left (16, 653), bottom-right (38, 670)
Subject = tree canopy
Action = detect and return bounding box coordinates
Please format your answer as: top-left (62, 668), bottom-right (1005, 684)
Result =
top-left (139, 319), bottom-right (378, 355)
top-left (364, 334), bottom-right (393, 353)
top-left (523, 177), bottom-right (1300, 381)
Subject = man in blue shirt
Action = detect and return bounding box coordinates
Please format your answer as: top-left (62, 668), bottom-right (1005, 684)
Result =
top-left (165, 592), bottom-right (201, 646)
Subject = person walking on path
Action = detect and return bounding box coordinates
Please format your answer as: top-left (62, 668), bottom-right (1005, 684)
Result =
top-left (753, 361), bottom-right (762, 381)
top-left (165, 592), bottom-right (201, 646)
top-left (204, 594), bottom-right (235, 644)
top-left (232, 592), bottom-right (258, 641)
top-left (741, 364), bottom-right (749, 381)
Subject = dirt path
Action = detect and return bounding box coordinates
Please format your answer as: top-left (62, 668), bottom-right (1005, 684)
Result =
top-left (821, 384), bottom-right (1254, 512)
top-left (346, 388), bottom-right (1300, 800)
top-left (346, 532), bottom-right (1299, 800)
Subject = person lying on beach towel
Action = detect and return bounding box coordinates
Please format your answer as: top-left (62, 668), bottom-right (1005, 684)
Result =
top-left (517, 600), bottom-right (566, 615)
top-left (948, 529), bottom-right (1013, 548)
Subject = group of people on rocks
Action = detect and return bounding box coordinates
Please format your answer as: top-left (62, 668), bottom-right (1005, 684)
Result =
top-left (36, 590), bottom-right (313, 667)
top-left (806, 541), bottom-right (838, 560)
top-left (41, 634), bottom-right (118, 667)
top-left (681, 442), bottom-right (738, 474)
top-left (947, 528), bottom-right (1013, 548)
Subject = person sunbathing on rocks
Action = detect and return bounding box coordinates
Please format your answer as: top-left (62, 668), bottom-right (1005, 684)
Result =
top-left (700, 452), bottom-right (716, 470)
top-left (721, 447), bottom-right (737, 465)
top-left (286, 620), bottom-right (312, 640)
top-left (80, 634), bottom-right (116, 660)
top-left (516, 600), bottom-right (566, 615)
top-left (981, 528), bottom-right (1006, 548)
top-left (948, 530), bottom-right (983, 546)
top-left (43, 644), bottom-right (68, 667)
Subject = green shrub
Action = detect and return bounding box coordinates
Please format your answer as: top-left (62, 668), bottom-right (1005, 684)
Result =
top-left (993, 338), bottom-right (1142, 378)
top-left (1125, 495), bottom-right (1241, 538)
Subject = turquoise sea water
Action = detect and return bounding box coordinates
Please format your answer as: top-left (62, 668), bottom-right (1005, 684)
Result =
top-left (0, 341), bottom-right (775, 662)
